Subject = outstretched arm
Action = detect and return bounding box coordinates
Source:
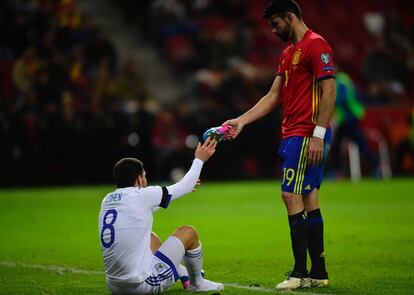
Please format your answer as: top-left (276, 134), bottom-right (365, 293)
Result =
top-left (224, 75), bottom-right (282, 139)
top-left (167, 138), bottom-right (217, 201)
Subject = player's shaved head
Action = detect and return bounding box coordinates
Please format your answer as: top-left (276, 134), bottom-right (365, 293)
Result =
top-left (263, 0), bottom-right (302, 20)
top-left (113, 158), bottom-right (144, 188)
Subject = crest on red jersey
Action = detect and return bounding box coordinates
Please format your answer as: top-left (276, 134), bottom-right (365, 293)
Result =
top-left (292, 49), bottom-right (301, 65)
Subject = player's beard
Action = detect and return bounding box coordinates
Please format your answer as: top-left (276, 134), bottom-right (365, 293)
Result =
top-left (276, 22), bottom-right (292, 42)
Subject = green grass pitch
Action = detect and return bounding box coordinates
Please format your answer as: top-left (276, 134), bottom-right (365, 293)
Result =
top-left (1, 179), bottom-right (414, 294)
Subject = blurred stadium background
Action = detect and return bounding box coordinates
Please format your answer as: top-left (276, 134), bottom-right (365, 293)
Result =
top-left (0, 0), bottom-right (413, 186)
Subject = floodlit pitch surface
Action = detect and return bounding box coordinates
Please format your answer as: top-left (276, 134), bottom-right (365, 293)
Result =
top-left (1, 179), bottom-right (413, 294)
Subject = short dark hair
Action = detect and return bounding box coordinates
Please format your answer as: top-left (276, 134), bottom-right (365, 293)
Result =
top-left (113, 158), bottom-right (144, 188)
top-left (263, 0), bottom-right (302, 20)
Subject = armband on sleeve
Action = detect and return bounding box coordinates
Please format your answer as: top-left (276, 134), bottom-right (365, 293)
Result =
top-left (159, 187), bottom-right (172, 208)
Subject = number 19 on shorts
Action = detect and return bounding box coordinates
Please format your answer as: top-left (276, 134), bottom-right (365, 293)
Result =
top-left (282, 168), bottom-right (295, 186)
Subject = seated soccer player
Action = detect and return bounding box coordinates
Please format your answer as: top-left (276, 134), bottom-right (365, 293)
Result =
top-left (98, 138), bottom-right (224, 294)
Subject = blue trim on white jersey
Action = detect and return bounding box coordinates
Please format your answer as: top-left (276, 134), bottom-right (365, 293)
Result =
top-left (145, 272), bottom-right (174, 286)
top-left (145, 280), bottom-right (162, 286)
top-left (146, 270), bottom-right (173, 282)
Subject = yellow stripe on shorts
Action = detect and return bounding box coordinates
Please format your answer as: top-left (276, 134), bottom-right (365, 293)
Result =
top-left (294, 137), bottom-right (309, 194)
top-left (297, 137), bottom-right (310, 194)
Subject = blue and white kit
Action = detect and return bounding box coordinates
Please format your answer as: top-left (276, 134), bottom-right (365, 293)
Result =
top-left (98, 159), bottom-right (204, 294)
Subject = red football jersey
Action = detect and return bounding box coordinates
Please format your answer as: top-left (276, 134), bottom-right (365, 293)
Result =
top-left (277, 30), bottom-right (335, 138)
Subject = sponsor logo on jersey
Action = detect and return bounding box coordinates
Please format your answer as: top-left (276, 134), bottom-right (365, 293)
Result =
top-left (320, 53), bottom-right (330, 64)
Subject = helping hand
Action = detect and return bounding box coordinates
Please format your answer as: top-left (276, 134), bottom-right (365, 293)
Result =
top-left (222, 118), bottom-right (244, 139)
top-left (195, 137), bottom-right (217, 162)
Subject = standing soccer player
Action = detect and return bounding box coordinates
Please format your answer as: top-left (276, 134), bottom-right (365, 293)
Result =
top-left (98, 138), bottom-right (224, 294)
top-left (224, 0), bottom-right (336, 290)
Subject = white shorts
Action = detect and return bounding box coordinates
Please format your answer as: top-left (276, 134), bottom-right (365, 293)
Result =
top-left (107, 236), bottom-right (185, 295)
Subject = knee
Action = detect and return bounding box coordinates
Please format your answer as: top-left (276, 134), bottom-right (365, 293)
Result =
top-left (178, 225), bottom-right (198, 237)
top-left (303, 189), bottom-right (319, 211)
top-left (174, 225), bottom-right (199, 250)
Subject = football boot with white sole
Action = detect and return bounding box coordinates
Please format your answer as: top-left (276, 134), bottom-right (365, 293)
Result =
top-left (187, 279), bottom-right (224, 292)
top-left (180, 269), bottom-right (205, 290)
top-left (310, 278), bottom-right (329, 287)
top-left (275, 271), bottom-right (311, 290)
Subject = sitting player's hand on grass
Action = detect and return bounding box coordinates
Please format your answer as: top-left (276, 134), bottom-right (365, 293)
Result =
top-left (222, 118), bottom-right (244, 139)
top-left (195, 137), bottom-right (217, 162)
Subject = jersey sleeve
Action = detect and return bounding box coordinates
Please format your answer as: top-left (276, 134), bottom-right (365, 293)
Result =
top-left (166, 158), bottom-right (203, 201)
top-left (277, 50), bottom-right (287, 77)
top-left (308, 39), bottom-right (335, 81)
top-left (140, 186), bottom-right (172, 209)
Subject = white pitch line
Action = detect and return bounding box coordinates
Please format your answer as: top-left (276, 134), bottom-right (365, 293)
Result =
top-left (0, 261), bottom-right (103, 275)
top-left (1, 261), bottom-right (332, 295)
top-left (225, 283), bottom-right (276, 293)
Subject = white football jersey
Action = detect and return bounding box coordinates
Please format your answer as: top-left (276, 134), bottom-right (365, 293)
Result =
top-left (98, 158), bottom-right (204, 284)
top-left (98, 186), bottom-right (167, 283)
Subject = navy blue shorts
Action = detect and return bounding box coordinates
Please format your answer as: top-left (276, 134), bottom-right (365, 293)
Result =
top-left (278, 128), bottom-right (332, 195)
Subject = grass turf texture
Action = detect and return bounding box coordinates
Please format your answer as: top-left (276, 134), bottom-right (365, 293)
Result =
top-left (1, 179), bottom-right (414, 294)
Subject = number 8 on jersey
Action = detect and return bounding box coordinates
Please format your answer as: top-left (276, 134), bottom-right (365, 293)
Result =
top-left (100, 209), bottom-right (118, 248)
